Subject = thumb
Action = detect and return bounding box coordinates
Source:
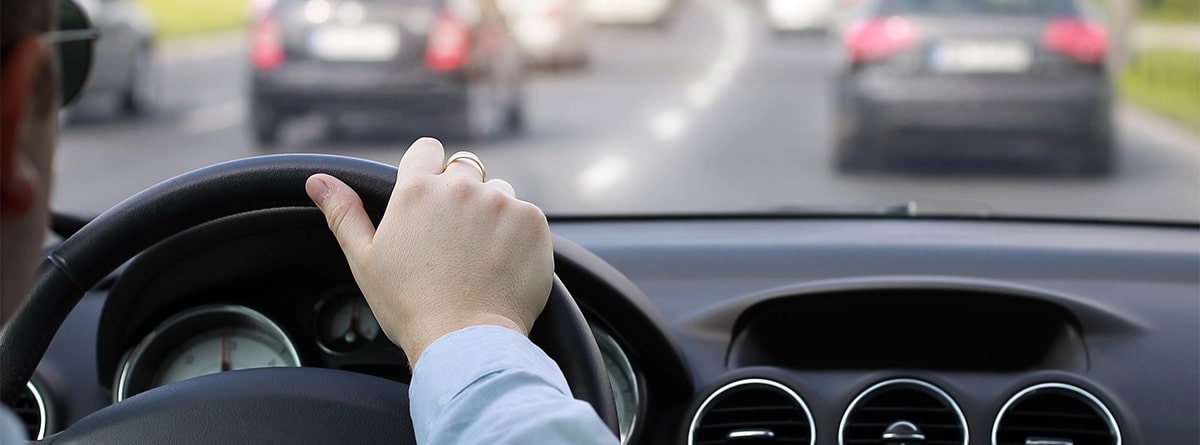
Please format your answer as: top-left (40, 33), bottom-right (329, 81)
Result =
top-left (306, 173), bottom-right (376, 259)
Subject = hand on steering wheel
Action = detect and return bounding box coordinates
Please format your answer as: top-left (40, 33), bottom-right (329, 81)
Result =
top-left (305, 138), bottom-right (553, 367)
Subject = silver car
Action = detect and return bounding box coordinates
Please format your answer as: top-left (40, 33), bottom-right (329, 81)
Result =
top-left (74, 0), bottom-right (158, 117)
top-left (501, 0), bottom-right (592, 68)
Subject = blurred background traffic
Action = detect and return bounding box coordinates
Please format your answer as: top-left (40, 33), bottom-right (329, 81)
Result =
top-left (54, 0), bottom-right (1198, 221)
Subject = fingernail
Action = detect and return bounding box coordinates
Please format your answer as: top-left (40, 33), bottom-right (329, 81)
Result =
top-left (306, 175), bottom-right (333, 207)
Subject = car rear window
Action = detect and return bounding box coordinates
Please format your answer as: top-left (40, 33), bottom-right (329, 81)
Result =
top-left (877, 0), bottom-right (1078, 16)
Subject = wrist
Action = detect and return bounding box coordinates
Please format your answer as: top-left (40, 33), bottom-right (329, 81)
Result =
top-left (405, 313), bottom-right (525, 368)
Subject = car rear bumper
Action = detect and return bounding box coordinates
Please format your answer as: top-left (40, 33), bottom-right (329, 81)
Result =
top-left (765, 0), bottom-right (833, 31)
top-left (586, 0), bottom-right (671, 24)
top-left (841, 74), bottom-right (1111, 135)
top-left (251, 63), bottom-right (467, 115)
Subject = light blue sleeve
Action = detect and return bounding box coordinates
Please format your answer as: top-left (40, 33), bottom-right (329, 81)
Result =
top-left (409, 325), bottom-right (619, 445)
top-left (0, 404), bottom-right (29, 444)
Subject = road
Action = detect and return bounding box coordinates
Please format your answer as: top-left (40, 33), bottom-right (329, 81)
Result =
top-left (53, 0), bottom-right (1200, 222)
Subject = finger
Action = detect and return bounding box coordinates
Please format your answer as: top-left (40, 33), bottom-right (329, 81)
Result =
top-left (397, 137), bottom-right (446, 177)
top-left (306, 173), bottom-right (376, 259)
top-left (442, 151), bottom-right (487, 182)
top-left (485, 178), bottom-right (516, 198)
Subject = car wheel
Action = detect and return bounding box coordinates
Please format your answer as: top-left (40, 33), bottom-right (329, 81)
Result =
top-left (252, 104), bottom-right (281, 148)
top-left (505, 96), bottom-right (525, 135)
top-left (834, 105), bottom-right (881, 172)
top-left (121, 44), bottom-right (158, 117)
top-left (835, 134), bottom-right (872, 172)
top-left (1070, 132), bottom-right (1114, 178)
top-left (450, 86), bottom-right (506, 142)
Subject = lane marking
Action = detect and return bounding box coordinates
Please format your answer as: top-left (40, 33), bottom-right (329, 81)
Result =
top-left (652, 108), bottom-right (688, 141)
top-left (181, 100), bottom-right (247, 136)
top-left (577, 155), bottom-right (630, 197)
top-left (644, 0), bottom-right (751, 139)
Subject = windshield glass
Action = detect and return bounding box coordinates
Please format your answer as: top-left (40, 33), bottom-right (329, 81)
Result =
top-left (51, 0), bottom-right (1199, 222)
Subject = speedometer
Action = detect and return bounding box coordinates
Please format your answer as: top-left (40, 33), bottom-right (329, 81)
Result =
top-left (114, 305), bottom-right (301, 401)
top-left (592, 327), bottom-right (641, 444)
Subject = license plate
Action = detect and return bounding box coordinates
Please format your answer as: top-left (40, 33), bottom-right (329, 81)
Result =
top-left (309, 24), bottom-right (401, 62)
top-left (931, 40), bottom-right (1032, 73)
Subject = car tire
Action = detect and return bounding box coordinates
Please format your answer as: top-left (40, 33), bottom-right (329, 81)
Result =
top-left (120, 44), bottom-right (158, 117)
top-left (449, 86), bottom-right (507, 142)
top-left (252, 105), bottom-right (281, 148)
top-left (834, 102), bottom-right (881, 173)
top-left (1071, 132), bottom-right (1114, 178)
top-left (835, 134), bottom-right (874, 172)
top-left (504, 95), bottom-right (525, 135)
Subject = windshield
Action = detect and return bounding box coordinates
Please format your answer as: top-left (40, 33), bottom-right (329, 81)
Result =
top-left (51, 0), bottom-right (1199, 222)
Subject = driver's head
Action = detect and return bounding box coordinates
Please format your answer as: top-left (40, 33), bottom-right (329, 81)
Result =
top-left (1, 0), bottom-right (59, 324)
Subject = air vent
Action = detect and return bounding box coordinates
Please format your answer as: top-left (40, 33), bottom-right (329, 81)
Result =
top-left (688, 378), bottom-right (815, 445)
top-left (840, 379), bottom-right (967, 445)
top-left (993, 383), bottom-right (1121, 445)
top-left (9, 381), bottom-right (50, 440)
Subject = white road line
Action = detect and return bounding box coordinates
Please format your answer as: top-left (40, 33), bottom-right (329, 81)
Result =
top-left (652, 108), bottom-right (689, 141)
top-left (577, 154), bottom-right (631, 197)
top-left (181, 100), bottom-right (247, 136)
top-left (686, 0), bottom-right (751, 111)
top-left (583, 0), bottom-right (752, 196)
top-left (645, 0), bottom-right (751, 139)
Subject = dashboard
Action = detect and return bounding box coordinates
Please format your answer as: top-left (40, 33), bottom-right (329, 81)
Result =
top-left (15, 210), bottom-right (1200, 444)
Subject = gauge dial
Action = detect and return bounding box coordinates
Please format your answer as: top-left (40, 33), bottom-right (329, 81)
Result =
top-left (115, 305), bottom-right (301, 401)
top-left (592, 327), bottom-right (640, 444)
top-left (318, 291), bottom-right (381, 352)
top-left (156, 327), bottom-right (296, 386)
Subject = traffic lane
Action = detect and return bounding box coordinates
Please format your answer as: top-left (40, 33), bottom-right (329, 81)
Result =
top-left (566, 16), bottom-right (1200, 220)
top-left (49, 0), bottom-right (733, 214)
top-left (284, 0), bottom-right (742, 208)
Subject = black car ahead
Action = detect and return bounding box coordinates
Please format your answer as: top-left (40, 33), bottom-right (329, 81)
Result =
top-left (249, 0), bottom-right (526, 146)
top-left (834, 0), bottom-right (1113, 175)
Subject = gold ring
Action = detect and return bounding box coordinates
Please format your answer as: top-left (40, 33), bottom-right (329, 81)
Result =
top-left (444, 152), bottom-right (487, 182)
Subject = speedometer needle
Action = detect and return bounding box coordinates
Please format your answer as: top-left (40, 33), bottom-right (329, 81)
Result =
top-left (220, 330), bottom-right (231, 372)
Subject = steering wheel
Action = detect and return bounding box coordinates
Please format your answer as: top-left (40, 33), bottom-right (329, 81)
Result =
top-left (0, 154), bottom-right (619, 444)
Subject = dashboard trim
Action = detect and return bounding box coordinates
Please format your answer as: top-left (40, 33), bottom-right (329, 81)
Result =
top-left (686, 377), bottom-right (816, 445)
top-left (593, 327), bottom-right (641, 444)
top-left (992, 382), bottom-right (1123, 445)
top-left (25, 380), bottom-right (50, 440)
top-left (837, 378), bottom-right (969, 445)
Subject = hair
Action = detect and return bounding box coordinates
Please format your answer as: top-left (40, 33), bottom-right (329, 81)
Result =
top-left (2, 0), bottom-right (55, 51)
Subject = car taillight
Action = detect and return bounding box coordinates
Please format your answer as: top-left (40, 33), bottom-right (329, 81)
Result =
top-left (1042, 18), bottom-right (1107, 64)
top-left (425, 12), bottom-right (471, 72)
top-left (252, 15), bottom-right (285, 70)
top-left (845, 16), bottom-right (917, 63)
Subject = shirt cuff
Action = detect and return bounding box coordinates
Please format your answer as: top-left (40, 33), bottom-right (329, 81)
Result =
top-left (409, 325), bottom-right (574, 432)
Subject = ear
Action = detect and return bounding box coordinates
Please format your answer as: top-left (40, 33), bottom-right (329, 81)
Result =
top-left (1, 37), bottom-right (45, 219)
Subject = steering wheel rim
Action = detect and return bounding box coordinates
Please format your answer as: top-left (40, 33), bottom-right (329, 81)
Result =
top-left (0, 154), bottom-right (618, 440)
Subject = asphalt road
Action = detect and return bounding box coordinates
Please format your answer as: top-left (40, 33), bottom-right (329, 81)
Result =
top-left (53, 0), bottom-right (1200, 222)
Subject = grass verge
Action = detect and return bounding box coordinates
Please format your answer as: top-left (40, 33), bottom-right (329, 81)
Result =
top-left (139, 0), bottom-right (250, 39)
top-left (1120, 47), bottom-right (1200, 130)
